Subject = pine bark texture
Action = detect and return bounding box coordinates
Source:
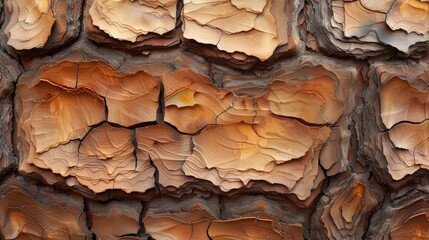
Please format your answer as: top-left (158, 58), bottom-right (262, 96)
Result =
top-left (1, 0), bottom-right (429, 239)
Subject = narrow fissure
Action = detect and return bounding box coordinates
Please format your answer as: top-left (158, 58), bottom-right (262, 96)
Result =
top-left (131, 129), bottom-right (138, 170)
top-left (157, 81), bottom-right (165, 123)
top-left (148, 155), bottom-right (161, 194)
top-left (83, 198), bottom-right (97, 240)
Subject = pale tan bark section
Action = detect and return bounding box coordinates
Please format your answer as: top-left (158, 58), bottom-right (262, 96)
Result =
top-left (89, 0), bottom-right (177, 42)
top-left (85, 0), bottom-right (181, 52)
top-left (183, 0), bottom-right (283, 61)
top-left (2, 0), bottom-right (82, 52)
top-left (4, 0), bottom-right (54, 50)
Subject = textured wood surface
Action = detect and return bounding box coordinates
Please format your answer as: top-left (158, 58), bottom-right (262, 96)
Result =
top-left (2, 0), bottom-right (82, 54)
top-left (307, 0), bottom-right (429, 58)
top-left (0, 51), bottom-right (20, 176)
top-left (0, 175), bottom-right (90, 239)
top-left (1, 0), bottom-right (429, 239)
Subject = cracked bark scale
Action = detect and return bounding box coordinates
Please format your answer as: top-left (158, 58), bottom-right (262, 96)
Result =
top-left (0, 0), bottom-right (429, 239)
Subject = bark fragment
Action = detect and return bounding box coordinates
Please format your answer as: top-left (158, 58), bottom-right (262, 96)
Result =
top-left (0, 175), bottom-right (91, 239)
top-left (367, 189), bottom-right (429, 239)
top-left (88, 199), bottom-right (142, 239)
top-left (311, 173), bottom-right (384, 239)
top-left (2, 0), bottom-right (83, 53)
top-left (181, 0), bottom-right (302, 69)
top-left (307, 0), bottom-right (429, 58)
top-left (364, 60), bottom-right (429, 187)
top-left (143, 194), bottom-right (305, 239)
top-left (15, 60), bottom-right (160, 196)
top-left (85, 0), bottom-right (181, 53)
top-left (15, 54), bottom-right (358, 207)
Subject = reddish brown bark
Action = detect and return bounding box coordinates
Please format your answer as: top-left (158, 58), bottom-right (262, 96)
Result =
top-left (2, 0), bottom-right (429, 239)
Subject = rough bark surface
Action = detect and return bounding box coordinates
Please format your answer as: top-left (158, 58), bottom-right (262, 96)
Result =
top-left (1, 0), bottom-right (429, 239)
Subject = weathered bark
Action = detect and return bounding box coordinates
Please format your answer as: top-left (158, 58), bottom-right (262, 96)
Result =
top-left (0, 174), bottom-right (91, 239)
top-left (310, 173), bottom-right (384, 239)
top-left (85, 0), bottom-right (181, 53)
top-left (1, 0), bottom-right (82, 54)
top-left (14, 52), bottom-right (358, 210)
top-left (367, 188), bottom-right (429, 239)
top-left (0, 51), bottom-right (20, 176)
top-left (306, 0), bottom-right (429, 58)
top-left (2, 0), bottom-right (429, 239)
top-left (181, 0), bottom-right (303, 69)
top-left (143, 194), bottom-right (306, 239)
top-left (88, 199), bottom-right (143, 239)
top-left (363, 60), bottom-right (429, 188)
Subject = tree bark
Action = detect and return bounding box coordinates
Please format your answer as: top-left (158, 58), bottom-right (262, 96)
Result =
top-left (1, 0), bottom-right (429, 239)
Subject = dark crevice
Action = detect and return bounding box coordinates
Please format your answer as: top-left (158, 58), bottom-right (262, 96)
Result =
top-left (6, 50), bottom-right (24, 175)
top-left (103, 95), bottom-right (109, 121)
top-left (131, 129), bottom-right (138, 170)
top-left (218, 195), bottom-right (225, 219)
top-left (380, 118), bottom-right (429, 132)
top-left (83, 198), bottom-right (97, 240)
top-left (77, 124), bottom-right (100, 165)
top-left (148, 155), bottom-right (161, 194)
top-left (163, 121), bottom-right (215, 136)
top-left (157, 81), bottom-right (165, 123)
top-left (271, 111), bottom-right (334, 128)
top-left (348, 116), bottom-right (360, 172)
top-left (138, 201), bottom-right (146, 235)
top-left (214, 105), bottom-right (233, 125)
top-left (0, 48), bottom-right (20, 64)
top-left (140, 201), bottom-right (155, 239)
top-left (87, 119), bottom-right (158, 130)
top-left (190, 137), bottom-right (194, 153)
top-left (64, 118), bottom-right (161, 165)
top-left (362, 189), bottom-right (388, 240)
top-left (9, 71), bottom-right (23, 172)
top-left (0, 166), bottom-right (14, 183)
top-left (108, 120), bottom-right (159, 130)
top-left (317, 157), bottom-right (330, 194)
top-left (206, 221), bottom-right (213, 240)
top-left (117, 233), bottom-right (153, 239)
top-left (176, 0), bottom-right (183, 25)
